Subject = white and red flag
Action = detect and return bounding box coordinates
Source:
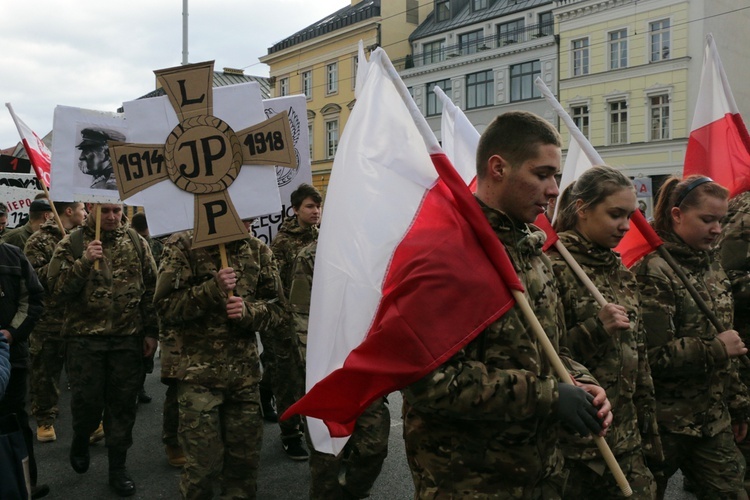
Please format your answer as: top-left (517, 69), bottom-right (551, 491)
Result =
top-left (5, 103), bottom-right (52, 187)
top-left (283, 47), bottom-right (522, 455)
top-left (684, 33), bottom-right (750, 196)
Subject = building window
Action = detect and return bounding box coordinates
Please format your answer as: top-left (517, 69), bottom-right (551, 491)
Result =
top-left (308, 123), bottom-right (313, 160)
top-left (459, 30), bottom-right (483, 56)
top-left (650, 94), bottom-right (670, 140)
top-left (510, 60), bottom-right (541, 102)
top-left (436, 0), bottom-right (450, 22)
top-left (650, 19), bottom-right (670, 62)
top-left (302, 71), bottom-right (312, 99)
top-left (427, 79), bottom-right (451, 116)
top-left (466, 70), bottom-right (493, 109)
top-left (571, 105), bottom-right (589, 139)
top-left (279, 77), bottom-right (289, 96)
top-left (572, 38), bottom-right (589, 76)
top-left (609, 100), bottom-right (628, 145)
top-left (406, 0), bottom-right (419, 23)
top-left (538, 12), bottom-right (553, 36)
top-left (472, 0), bottom-right (488, 11)
top-left (609, 29), bottom-right (627, 69)
top-left (325, 120), bottom-right (339, 159)
top-left (326, 62), bottom-right (338, 94)
top-left (497, 19), bottom-right (524, 47)
top-left (423, 40), bottom-right (445, 65)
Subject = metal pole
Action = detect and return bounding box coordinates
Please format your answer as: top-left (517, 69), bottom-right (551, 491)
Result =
top-left (182, 0), bottom-right (189, 65)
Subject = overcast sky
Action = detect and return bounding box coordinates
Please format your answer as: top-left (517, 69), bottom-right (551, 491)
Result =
top-left (0, 0), bottom-right (348, 148)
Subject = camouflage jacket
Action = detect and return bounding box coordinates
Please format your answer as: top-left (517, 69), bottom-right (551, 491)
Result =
top-left (23, 218), bottom-right (67, 336)
top-left (270, 216), bottom-right (318, 294)
top-left (401, 201), bottom-right (597, 487)
top-left (549, 231), bottom-right (660, 462)
top-left (288, 240), bottom-right (316, 365)
top-left (153, 231), bottom-right (286, 388)
top-left (632, 231), bottom-right (750, 436)
top-left (47, 217), bottom-right (158, 338)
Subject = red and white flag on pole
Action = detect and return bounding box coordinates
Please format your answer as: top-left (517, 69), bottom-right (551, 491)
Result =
top-left (5, 103), bottom-right (52, 188)
top-left (683, 33), bottom-right (750, 196)
top-left (282, 47), bottom-right (522, 455)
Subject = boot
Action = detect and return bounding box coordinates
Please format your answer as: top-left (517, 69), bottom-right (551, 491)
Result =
top-left (260, 387), bottom-right (278, 422)
top-left (108, 448), bottom-right (136, 497)
top-left (69, 433), bottom-right (90, 473)
top-left (165, 444), bottom-right (186, 467)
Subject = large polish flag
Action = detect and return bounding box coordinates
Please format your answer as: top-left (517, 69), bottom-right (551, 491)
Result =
top-left (684, 33), bottom-right (750, 196)
top-left (283, 47), bottom-right (522, 455)
top-left (5, 103), bottom-right (52, 187)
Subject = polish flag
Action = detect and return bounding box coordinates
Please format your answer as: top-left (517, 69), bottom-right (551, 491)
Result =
top-left (5, 103), bottom-right (52, 187)
top-left (684, 34), bottom-right (750, 196)
top-left (283, 47), bottom-right (522, 455)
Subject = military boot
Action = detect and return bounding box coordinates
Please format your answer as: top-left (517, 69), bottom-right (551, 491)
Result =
top-left (108, 448), bottom-right (136, 497)
top-left (69, 433), bottom-right (90, 473)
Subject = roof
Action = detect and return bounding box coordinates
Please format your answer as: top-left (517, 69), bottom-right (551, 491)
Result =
top-left (410, 0), bottom-right (553, 41)
top-left (267, 0), bottom-right (381, 55)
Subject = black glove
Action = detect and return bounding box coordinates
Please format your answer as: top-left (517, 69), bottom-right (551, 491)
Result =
top-left (557, 383), bottom-right (603, 437)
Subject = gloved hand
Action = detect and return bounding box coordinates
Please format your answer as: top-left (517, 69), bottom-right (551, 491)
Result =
top-left (557, 383), bottom-right (603, 437)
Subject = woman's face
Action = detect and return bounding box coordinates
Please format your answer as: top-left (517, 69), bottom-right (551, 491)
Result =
top-left (671, 194), bottom-right (728, 251)
top-left (576, 187), bottom-right (637, 249)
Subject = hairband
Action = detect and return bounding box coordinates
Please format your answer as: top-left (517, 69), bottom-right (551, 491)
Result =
top-left (673, 176), bottom-right (713, 208)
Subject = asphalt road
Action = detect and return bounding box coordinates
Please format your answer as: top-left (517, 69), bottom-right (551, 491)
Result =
top-left (32, 357), bottom-right (695, 499)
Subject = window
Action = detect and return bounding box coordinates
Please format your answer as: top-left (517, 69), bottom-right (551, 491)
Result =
top-left (538, 12), bottom-right (553, 36)
top-left (352, 55), bottom-right (359, 89)
top-left (427, 79), bottom-right (451, 116)
top-left (436, 0), bottom-right (450, 22)
top-left (279, 77), bottom-right (289, 96)
top-left (497, 19), bottom-right (524, 47)
top-left (459, 30), bottom-right (483, 56)
top-left (609, 101), bottom-right (628, 145)
top-left (609, 29), bottom-right (627, 69)
top-left (650, 19), bottom-right (670, 62)
top-left (308, 123), bottom-right (313, 160)
top-left (466, 70), bottom-right (493, 109)
top-left (472, 0), bottom-right (487, 11)
top-left (510, 60), bottom-right (541, 102)
top-left (302, 71), bottom-right (312, 99)
top-left (572, 38), bottom-right (589, 76)
top-left (650, 94), bottom-right (670, 140)
top-left (423, 40), bottom-right (445, 65)
top-left (326, 62), bottom-right (338, 94)
top-left (406, 0), bottom-right (419, 23)
top-left (571, 105), bottom-right (589, 139)
top-left (325, 120), bottom-right (339, 159)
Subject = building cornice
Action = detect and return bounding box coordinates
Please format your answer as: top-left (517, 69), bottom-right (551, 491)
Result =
top-left (555, 0), bottom-right (637, 23)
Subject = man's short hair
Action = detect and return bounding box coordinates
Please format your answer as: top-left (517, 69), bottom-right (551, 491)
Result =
top-left (130, 212), bottom-right (149, 233)
top-left (53, 201), bottom-right (81, 214)
top-left (476, 111), bottom-right (561, 179)
top-left (290, 183), bottom-right (322, 209)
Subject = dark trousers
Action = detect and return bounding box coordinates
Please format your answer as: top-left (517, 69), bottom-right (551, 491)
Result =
top-left (0, 367), bottom-right (37, 485)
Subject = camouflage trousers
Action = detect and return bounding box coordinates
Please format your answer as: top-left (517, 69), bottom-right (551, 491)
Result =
top-left (29, 335), bottom-right (66, 427)
top-left (738, 436), bottom-right (750, 495)
top-left (305, 397), bottom-right (390, 499)
top-left (162, 380), bottom-right (179, 448)
top-left (177, 381), bottom-right (263, 500)
top-left (267, 321), bottom-right (304, 440)
top-left (562, 450), bottom-right (656, 499)
top-left (66, 336), bottom-right (143, 451)
top-left (652, 429), bottom-right (747, 500)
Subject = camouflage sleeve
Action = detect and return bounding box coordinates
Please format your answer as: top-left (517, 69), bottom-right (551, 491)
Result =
top-left (288, 246), bottom-right (315, 361)
top-left (270, 236), bottom-right (295, 289)
top-left (637, 269), bottom-right (729, 378)
top-left (24, 232), bottom-right (54, 286)
top-left (718, 203), bottom-right (750, 306)
top-left (138, 235), bottom-right (159, 338)
top-left (725, 358), bottom-right (750, 422)
top-left (46, 234), bottom-right (95, 299)
top-left (633, 315), bottom-right (663, 461)
top-left (238, 243), bottom-right (287, 333)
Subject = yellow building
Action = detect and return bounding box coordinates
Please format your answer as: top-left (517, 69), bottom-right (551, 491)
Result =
top-left (260, 0), bottom-right (432, 197)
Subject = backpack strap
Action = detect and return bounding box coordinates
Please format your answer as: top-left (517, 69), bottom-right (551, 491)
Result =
top-left (69, 227), bottom-right (143, 265)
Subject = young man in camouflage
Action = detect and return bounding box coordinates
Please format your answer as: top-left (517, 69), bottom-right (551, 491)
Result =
top-left (24, 201), bottom-right (87, 443)
top-left (267, 183), bottom-right (321, 460)
top-left (401, 111), bottom-right (611, 498)
top-left (1, 198), bottom-right (54, 249)
top-left (47, 203), bottom-right (158, 497)
top-left (154, 219), bottom-right (286, 499)
top-left (289, 240), bottom-right (390, 499)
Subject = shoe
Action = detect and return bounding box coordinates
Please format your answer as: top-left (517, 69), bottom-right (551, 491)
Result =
top-left (89, 422), bottom-right (105, 444)
top-left (137, 388), bottom-right (152, 404)
top-left (31, 484), bottom-right (50, 499)
top-left (260, 388), bottom-right (278, 423)
top-left (69, 434), bottom-right (90, 473)
top-left (109, 469), bottom-right (136, 497)
top-left (282, 437), bottom-right (309, 461)
top-left (37, 424), bottom-right (56, 443)
top-left (165, 444), bottom-right (186, 467)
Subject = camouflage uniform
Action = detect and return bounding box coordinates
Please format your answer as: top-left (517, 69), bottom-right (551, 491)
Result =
top-left (717, 191), bottom-right (750, 494)
top-left (289, 241), bottom-right (390, 499)
top-left (633, 231), bottom-right (750, 499)
top-left (1, 221), bottom-right (35, 249)
top-left (268, 216), bottom-right (318, 442)
top-left (401, 202), bottom-right (598, 499)
top-left (23, 218), bottom-right (68, 428)
top-left (159, 323), bottom-right (182, 449)
top-left (154, 230), bottom-right (286, 499)
top-left (47, 217), bottom-right (158, 454)
top-left (548, 231), bottom-right (659, 499)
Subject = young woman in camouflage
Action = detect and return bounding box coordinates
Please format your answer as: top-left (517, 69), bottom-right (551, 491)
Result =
top-left (632, 176), bottom-right (750, 499)
top-left (549, 166), bottom-right (660, 498)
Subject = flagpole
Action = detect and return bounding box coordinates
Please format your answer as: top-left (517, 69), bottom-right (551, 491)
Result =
top-left (375, 48), bottom-right (632, 497)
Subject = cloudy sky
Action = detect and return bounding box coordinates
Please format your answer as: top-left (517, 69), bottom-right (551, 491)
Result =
top-left (0, 0), bottom-right (348, 148)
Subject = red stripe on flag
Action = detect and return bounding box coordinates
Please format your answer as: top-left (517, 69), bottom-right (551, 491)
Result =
top-left (615, 210), bottom-right (663, 268)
